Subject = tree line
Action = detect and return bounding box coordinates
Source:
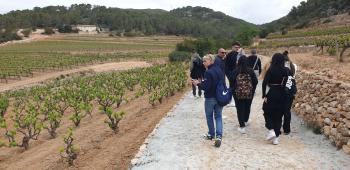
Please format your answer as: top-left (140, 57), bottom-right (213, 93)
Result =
top-left (0, 5), bottom-right (258, 42)
top-left (262, 0), bottom-right (350, 36)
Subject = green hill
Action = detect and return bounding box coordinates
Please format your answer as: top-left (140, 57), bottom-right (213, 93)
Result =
top-left (0, 4), bottom-right (257, 40)
top-left (262, 0), bottom-right (350, 35)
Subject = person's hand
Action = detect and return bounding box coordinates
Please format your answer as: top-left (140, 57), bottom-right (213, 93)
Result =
top-left (192, 79), bottom-right (200, 86)
top-left (263, 97), bottom-right (267, 103)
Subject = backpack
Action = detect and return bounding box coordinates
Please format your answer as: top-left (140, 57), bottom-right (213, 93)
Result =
top-left (213, 68), bottom-right (232, 106)
top-left (216, 79), bottom-right (232, 106)
top-left (235, 73), bottom-right (253, 99)
top-left (284, 76), bottom-right (297, 98)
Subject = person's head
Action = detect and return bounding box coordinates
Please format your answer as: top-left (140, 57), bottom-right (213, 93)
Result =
top-left (203, 54), bottom-right (215, 68)
top-left (218, 48), bottom-right (226, 58)
top-left (283, 51), bottom-right (296, 76)
top-left (232, 42), bottom-right (241, 52)
top-left (271, 53), bottom-right (285, 68)
top-left (251, 49), bottom-right (257, 55)
top-left (283, 50), bottom-right (289, 56)
top-left (237, 55), bottom-right (248, 73)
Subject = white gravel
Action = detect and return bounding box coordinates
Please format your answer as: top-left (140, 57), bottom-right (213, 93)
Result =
top-left (131, 81), bottom-right (350, 170)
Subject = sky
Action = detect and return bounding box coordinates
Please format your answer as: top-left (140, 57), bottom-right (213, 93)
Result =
top-left (0, 0), bottom-right (305, 24)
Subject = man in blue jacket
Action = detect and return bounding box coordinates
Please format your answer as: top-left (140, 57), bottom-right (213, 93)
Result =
top-left (214, 48), bottom-right (226, 73)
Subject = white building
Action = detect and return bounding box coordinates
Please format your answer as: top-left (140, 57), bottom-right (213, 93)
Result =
top-left (75, 25), bottom-right (98, 34)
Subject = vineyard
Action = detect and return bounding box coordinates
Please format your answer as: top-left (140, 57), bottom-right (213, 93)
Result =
top-left (258, 27), bottom-right (350, 62)
top-left (0, 35), bottom-right (183, 82)
top-left (266, 26), bottom-right (350, 39)
top-left (0, 62), bottom-right (187, 168)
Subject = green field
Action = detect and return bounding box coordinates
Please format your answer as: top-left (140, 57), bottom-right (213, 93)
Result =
top-left (0, 35), bottom-right (184, 82)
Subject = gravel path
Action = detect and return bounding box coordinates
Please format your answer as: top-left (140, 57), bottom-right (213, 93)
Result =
top-left (131, 81), bottom-right (350, 170)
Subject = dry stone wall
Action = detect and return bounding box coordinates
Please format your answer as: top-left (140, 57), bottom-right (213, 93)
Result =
top-left (293, 71), bottom-right (350, 154)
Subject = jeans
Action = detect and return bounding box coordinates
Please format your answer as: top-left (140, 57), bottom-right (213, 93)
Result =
top-left (204, 98), bottom-right (223, 138)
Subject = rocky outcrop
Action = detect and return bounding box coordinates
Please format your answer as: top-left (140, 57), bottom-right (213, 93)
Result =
top-left (294, 71), bottom-right (350, 154)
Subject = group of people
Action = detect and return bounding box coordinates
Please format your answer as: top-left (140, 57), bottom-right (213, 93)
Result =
top-left (191, 42), bottom-right (297, 148)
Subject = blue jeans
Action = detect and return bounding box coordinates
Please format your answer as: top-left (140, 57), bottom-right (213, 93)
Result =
top-left (204, 98), bottom-right (223, 138)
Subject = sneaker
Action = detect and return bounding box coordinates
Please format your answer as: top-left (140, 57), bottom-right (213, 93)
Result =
top-left (203, 133), bottom-right (213, 140)
top-left (284, 132), bottom-right (290, 135)
top-left (245, 121), bottom-right (249, 127)
top-left (214, 138), bottom-right (222, 147)
top-left (272, 137), bottom-right (279, 145)
top-left (238, 127), bottom-right (246, 134)
top-left (266, 130), bottom-right (276, 141)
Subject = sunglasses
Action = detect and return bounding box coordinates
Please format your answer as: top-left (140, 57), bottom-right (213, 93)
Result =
top-left (220, 52), bottom-right (226, 54)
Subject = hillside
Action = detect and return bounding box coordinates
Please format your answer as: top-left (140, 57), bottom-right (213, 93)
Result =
top-left (0, 4), bottom-right (257, 39)
top-left (262, 0), bottom-right (350, 34)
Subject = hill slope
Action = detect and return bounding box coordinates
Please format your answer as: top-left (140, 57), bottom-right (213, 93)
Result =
top-left (0, 4), bottom-right (257, 39)
top-left (263, 0), bottom-right (350, 33)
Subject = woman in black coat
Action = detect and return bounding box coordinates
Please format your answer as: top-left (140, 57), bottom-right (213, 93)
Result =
top-left (262, 53), bottom-right (291, 145)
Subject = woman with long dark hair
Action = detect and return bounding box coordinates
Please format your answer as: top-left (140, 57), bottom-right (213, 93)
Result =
top-left (229, 56), bottom-right (258, 134)
top-left (262, 53), bottom-right (291, 145)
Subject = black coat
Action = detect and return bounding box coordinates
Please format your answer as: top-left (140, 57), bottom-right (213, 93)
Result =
top-left (225, 51), bottom-right (238, 76)
top-left (190, 57), bottom-right (205, 79)
top-left (247, 55), bottom-right (262, 74)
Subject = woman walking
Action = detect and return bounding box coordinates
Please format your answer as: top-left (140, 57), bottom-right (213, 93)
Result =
top-left (262, 53), bottom-right (291, 145)
top-left (190, 50), bottom-right (205, 97)
top-left (282, 51), bottom-right (297, 135)
top-left (229, 56), bottom-right (258, 134)
top-left (192, 54), bottom-right (225, 148)
top-left (247, 49), bottom-right (262, 79)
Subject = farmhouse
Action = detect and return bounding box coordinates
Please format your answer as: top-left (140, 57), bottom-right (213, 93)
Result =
top-left (74, 25), bottom-right (98, 34)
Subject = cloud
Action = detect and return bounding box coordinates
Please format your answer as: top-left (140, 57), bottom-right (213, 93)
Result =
top-left (0, 0), bottom-right (305, 24)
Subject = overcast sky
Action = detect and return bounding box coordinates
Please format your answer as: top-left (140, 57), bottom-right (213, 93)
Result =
top-left (0, 0), bottom-right (305, 24)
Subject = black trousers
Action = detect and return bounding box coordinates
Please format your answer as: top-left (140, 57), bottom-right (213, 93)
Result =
top-left (192, 84), bottom-right (202, 96)
top-left (234, 97), bottom-right (253, 127)
top-left (283, 97), bottom-right (294, 133)
top-left (264, 111), bottom-right (283, 137)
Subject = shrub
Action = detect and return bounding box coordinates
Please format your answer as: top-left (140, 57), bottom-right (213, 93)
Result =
top-left (322, 19), bottom-right (332, 24)
top-left (21, 29), bottom-right (32, 37)
top-left (0, 95), bottom-right (9, 117)
top-left (168, 51), bottom-right (191, 62)
top-left (0, 32), bottom-right (22, 43)
top-left (60, 127), bottom-right (78, 166)
top-left (327, 47), bottom-right (337, 56)
top-left (124, 30), bottom-right (144, 37)
top-left (43, 27), bottom-right (55, 35)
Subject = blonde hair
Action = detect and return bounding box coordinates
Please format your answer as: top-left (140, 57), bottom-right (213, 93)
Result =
top-left (203, 54), bottom-right (215, 62)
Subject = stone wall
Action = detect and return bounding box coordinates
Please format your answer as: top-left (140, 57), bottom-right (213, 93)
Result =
top-left (293, 71), bottom-right (350, 154)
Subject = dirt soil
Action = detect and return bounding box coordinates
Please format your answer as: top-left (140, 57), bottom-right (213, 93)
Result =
top-left (288, 52), bottom-right (350, 83)
top-left (0, 61), bottom-right (152, 92)
top-left (0, 83), bottom-right (189, 170)
top-left (0, 33), bottom-right (50, 47)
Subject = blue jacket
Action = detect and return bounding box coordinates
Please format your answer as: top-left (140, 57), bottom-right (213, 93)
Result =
top-left (214, 55), bottom-right (225, 73)
top-left (199, 64), bottom-right (225, 98)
